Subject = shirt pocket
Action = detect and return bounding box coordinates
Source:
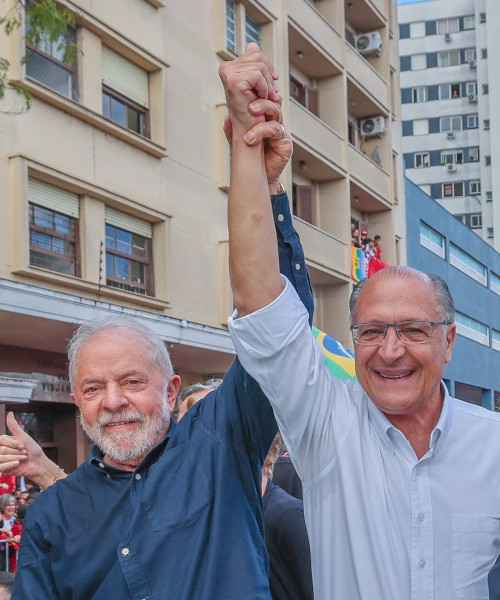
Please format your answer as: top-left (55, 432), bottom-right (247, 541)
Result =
top-left (142, 442), bottom-right (214, 532)
top-left (453, 513), bottom-right (500, 600)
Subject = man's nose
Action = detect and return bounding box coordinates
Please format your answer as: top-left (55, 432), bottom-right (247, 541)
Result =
top-left (377, 326), bottom-right (406, 362)
top-left (101, 383), bottom-right (128, 411)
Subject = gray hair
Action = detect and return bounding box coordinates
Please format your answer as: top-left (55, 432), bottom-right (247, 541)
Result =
top-left (349, 266), bottom-right (455, 323)
top-left (0, 494), bottom-right (16, 512)
top-left (67, 316), bottom-right (174, 391)
top-left (177, 378), bottom-right (222, 404)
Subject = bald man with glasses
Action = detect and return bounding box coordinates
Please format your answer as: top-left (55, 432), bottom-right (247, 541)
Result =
top-left (221, 44), bottom-right (500, 600)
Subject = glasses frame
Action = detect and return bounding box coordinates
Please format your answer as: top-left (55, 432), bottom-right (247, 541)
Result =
top-left (350, 320), bottom-right (453, 346)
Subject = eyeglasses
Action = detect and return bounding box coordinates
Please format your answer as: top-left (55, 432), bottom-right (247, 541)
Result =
top-left (351, 320), bottom-right (452, 346)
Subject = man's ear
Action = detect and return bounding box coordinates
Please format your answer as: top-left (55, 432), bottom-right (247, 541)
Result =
top-left (444, 324), bottom-right (457, 364)
top-left (167, 375), bottom-right (182, 414)
top-left (70, 393), bottom-right (79, 408)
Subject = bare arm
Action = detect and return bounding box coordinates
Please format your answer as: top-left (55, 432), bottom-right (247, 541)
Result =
top-left (219, 43), bottom-right (285, 316)
top-left (0, 412), bottom-right (66, 489)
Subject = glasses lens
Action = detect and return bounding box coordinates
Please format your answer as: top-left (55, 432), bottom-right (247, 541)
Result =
top-left (397, 322), bottom-right (432, 343)
top-left (355, 324), bottom-right (386, 344)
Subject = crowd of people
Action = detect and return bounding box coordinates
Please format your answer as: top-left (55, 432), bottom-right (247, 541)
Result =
top-left (0, 43), bottom-right (498, 600)
top-left (351, 223), bottom-right (382, 260)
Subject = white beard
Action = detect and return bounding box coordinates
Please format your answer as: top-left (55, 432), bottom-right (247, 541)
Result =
top-left (79, 404), bottom-right (170, 463)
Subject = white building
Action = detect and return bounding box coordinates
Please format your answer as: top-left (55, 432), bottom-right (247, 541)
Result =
top-left (398, 0), bottom-right (500, 251)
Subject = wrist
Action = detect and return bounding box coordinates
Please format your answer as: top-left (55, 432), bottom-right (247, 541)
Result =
top-left (269, 181), bottom-right (284, 196)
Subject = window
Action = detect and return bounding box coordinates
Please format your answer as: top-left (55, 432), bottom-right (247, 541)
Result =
top-left (463, 16), bottom-right (475, 30)
top-left (420, 222), bottom-right (445, 258)
top-left (482, 84), bottom-right (489, 95)
top-left (413, 119), bottom-right (429, 135)
top-left (410, 21), bottom-right (426, 38)
top-left (28, 179), bottom-right (79, 276)
top-left (464, 48), bottom-right (476, 62)
top-left (455, 312), bottom-right (489, 346)
top-left (486, 191), bottom-right (493, 202)
top-left (455, 214), bottom-right (466, 225)
top-left (226, 0), bottom-right (236, 53)
top-left (412, 87), bottom-right (427, 103)
top-left (419, 184), bottom-right (431, 195)
top-left (488, 228), bottom-right (494, 239)
top-left (493, 329), bottom-right (500, 352)
top-left (467, 114), bottom-right (478, 129)
top-left (105, 209), bottom-right (153, 296)
top-left (101, 47), bottom-right (149, 137)
top-left (470, 213), bottom-right (482, 228)
top-left (465, 81), bottom-right (477, 95)
top-left (470, 180), bottom-right (481, 195)
top-left (468, 147), bottom-right (479, 162)
top-left (479, 13), bottom-right (486, 24)
top-left (437, 18), bottom-right (459, 34)
top-left (439, 83), bottom-right (461, 99)
top-left (290, 77), bottom-right (319, 117)
top-left (492, 272), bottom-right (500, 295)
top-left (292, 184), bottom-right (316, 225)
top-left (450, 244), bottom-right (486, 285)
top-left (481, 48), bottom-right (488, 59)
top-left (438, 50), bottom-right (460, 67)
top-left (415, 152), bottom-right (430, 168)
top-left (484, 119), bottom-right (490, 130)
top-left (440, 116), bottom-right (462, 132)
top-left (442, 182), bottom-right (464, 197)
top-left (411, 54), bottom-right (426, 70)
top-left (441, 149), bottom-right (463, 165)
top-left (226, 0), bottom-right (262, 54)
top-left (485, 155), bottom-right (491, 166)
top-left (25, 13), bottom-right (77, 99)
top-left (245, 13), bottom-right (261, 46)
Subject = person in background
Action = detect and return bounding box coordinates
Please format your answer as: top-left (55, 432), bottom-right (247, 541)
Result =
top-left (0, 571), bottom-right (14, 600)
top-left (373, 234), bottom-right (382, 260)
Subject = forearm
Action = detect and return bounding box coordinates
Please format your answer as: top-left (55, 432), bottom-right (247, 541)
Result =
top-left (228, 135), bottom-right (283, 316)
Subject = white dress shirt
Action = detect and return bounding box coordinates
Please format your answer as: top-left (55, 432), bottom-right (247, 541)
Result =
top-left (229, 277), bottom-right (500, 600)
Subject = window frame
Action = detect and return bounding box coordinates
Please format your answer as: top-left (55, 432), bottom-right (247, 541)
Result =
top-left (469, 180), bottom-right (481, 195)
top-left (467, 114), bottom-right (478, 129)
top-left (419, 222), bottom-right (445, 259)
top-left (440, 115), bottom-right (462, 132)
top-left (412, 86), bottom-right (427, 103)
top-left (441, 149), bottom-right (463, 165)
top-left (436, 17), bottom-right (459, 34)
top-left (463, 15), bottom-right (475, 30)
top-left (442, 182), bottom-right (464, 198)
top-left (102, 85), bottom-right (150, 138)
top-left (105, 223), bottom-right (154, 296)
top-left (28, 202), bottom-right (80, 277)
top-left (415, 152), bottom-right (430, 168)
top-left (438, 50), bottom-right (460, 67)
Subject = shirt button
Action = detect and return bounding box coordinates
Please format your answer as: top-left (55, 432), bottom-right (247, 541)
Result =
top-left (418, 513), bottom-right (425, 521)
top-left (419, 560), bottom-right (426, 568)
top-left (277, 214), bottom-right (284, 222)
top-left (135, 473), bottom-right (142, 480)
top-left (295, 263), bottom-right (301, 270)
top-left (98, 462), bottom-right (105, 469)
top-left (415, 467), bottom-right (421, 476)
top-left (122, 548), bottom-right (130, 556)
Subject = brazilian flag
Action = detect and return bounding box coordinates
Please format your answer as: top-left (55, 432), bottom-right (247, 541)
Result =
top-left (312, 326), bottom-right (357, 382)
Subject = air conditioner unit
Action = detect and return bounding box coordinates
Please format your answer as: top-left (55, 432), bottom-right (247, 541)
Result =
top-left (468, 93), bottom-right (477, 103)
top-left (469, 59), bottom-right (476, 68)
top-left (354, 31), bottom-right (382, 56)
top-left (447, 163), bottom-right (457, 172)
top-left (445, 33), bottom-right (451, 42)
top-left (447, 131), bottom-right (456, 139)
top-left (360, 116), bottom-right (386, 137)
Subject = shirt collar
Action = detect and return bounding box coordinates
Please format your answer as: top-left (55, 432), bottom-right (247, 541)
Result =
top-left (366, 381), bottom-right (452, 457)
top-left (88, 421), bottom-right (174, 478)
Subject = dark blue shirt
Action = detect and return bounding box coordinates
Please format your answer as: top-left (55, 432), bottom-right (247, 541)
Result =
top-left (489, 554), bottom-right (500, 600)
top-left (13, 192), bottom-right (313, 600)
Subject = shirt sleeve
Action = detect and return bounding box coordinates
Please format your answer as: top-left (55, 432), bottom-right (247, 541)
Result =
top-left (229, 278), bottom-right (360, 483)
top-left (12, 507), bottom-right (58, 599)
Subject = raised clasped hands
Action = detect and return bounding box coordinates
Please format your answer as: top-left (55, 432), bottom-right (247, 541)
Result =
top-left (219, 42), bottom-right (292, 194)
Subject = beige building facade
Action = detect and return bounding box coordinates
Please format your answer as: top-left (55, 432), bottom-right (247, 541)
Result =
top-left (0, 0), bottom-right (404, 469)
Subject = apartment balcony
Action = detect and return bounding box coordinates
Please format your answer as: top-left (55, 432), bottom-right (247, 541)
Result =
top-left (348, 144), bottom-right (391, 205)
top-left (345, 0), bottom-right (386, 31)
top-left (290, 99), bottom-right (344, 175)
top-left (287, 0), bottom-right (342, 71)
top-left (345, 43), bottom-right (388, 110)
top-left (293, 218), bottom-right (349, 283)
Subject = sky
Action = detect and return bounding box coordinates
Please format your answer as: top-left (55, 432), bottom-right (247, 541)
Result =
top-left (397, 0), bottom-right (431, 4)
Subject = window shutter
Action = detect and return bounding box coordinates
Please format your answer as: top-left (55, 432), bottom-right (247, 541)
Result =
top-left (296, 185), bottom-right (315, 224)
top-left (28, 179), bottom-right (79, 218)
top-left (105, 207), bottom-right (152, 238)
top-left (102, 46), bottom-right (149, 107)
top-left (305, 86), bottom-right (319, 117)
